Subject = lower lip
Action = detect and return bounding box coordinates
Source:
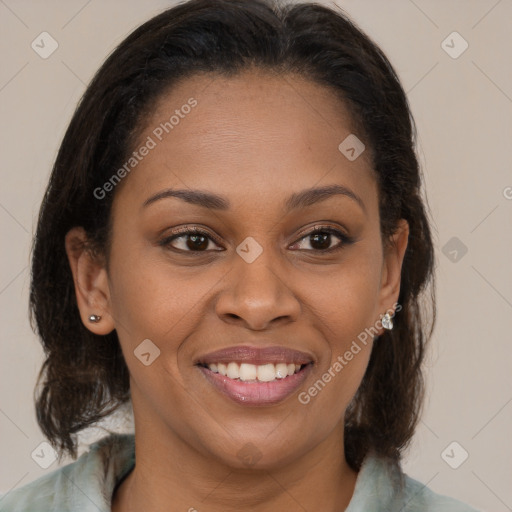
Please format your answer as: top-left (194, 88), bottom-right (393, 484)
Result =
top-left (197, 364), bottom-right (313, 406)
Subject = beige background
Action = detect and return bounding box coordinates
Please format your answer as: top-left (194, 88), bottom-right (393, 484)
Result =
top-left (1, 0), bottom-right (511, 510)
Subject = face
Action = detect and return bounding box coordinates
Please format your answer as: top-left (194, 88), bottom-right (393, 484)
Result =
top-left (66, 68), bottom-right (408, 470)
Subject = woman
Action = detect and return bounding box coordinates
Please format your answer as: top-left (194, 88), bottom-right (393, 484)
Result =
top-left (0, 0), bottom-right (478, 510)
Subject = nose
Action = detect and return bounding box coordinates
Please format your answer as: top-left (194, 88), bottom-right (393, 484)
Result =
top-left (214, 246), bottom-right (301, 331)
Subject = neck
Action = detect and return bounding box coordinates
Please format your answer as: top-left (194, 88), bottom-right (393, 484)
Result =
top-left (113, 425), bottom-right (357, 512)
top-left (112, 435), bottom-right (357, 512)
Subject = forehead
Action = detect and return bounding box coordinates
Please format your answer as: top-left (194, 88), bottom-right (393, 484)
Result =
top-left (113, 69), bottom-right (377, 217)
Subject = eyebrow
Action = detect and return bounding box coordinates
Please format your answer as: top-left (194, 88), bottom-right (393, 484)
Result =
top-left (142, 184), bottom-right (366, 214)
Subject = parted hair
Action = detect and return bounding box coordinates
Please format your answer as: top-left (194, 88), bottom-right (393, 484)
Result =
top-left (30, 0), bottom-right (436, 469)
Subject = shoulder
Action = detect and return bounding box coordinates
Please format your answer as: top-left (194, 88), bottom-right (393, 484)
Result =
top-left (0, 433), bottom-right (135, 512)
top-left (347, 452), bottom-right (480, 512)
top-left (401, 472), bottom-right (480, 512)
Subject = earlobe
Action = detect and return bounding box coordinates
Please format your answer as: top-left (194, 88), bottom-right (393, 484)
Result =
top-left (376, 219), bottom-right (410, 335)
top-left (64, 227), bottom-right (116, 335)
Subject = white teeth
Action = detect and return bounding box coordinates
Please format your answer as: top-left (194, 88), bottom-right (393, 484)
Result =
top-left (275, 363), bottom-right (288, 379)
top-left (226, 362), bottom-right (239, 379)
top-left (206, 362), bottom-right (304, 382)
top-left (239, 363), bottom-right (257, 381)
top-left (257, 363), bottom-right (276, 382)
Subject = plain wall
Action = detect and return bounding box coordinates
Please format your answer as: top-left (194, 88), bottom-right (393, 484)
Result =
top-left (1, 1), bottom-right (511, 510)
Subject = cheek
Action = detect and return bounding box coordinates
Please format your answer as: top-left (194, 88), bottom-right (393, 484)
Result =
top-left (303, 282), bottom-right (376, 401)
top-left (106, 243), bottom-right (226, 395)
top-left (107, 250), bottom-right (216, 417)
top-left (108, 244), bottom-right (215, 339)
top-left (302, 249), bottom-right (383, 349)
top-left (294, 248), bottom-right (381, 407)
top-left (296, 268), bottom-right (378, 435)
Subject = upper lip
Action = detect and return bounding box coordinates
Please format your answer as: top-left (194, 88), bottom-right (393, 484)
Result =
top-left (195, 345), bottom-right (315, 366)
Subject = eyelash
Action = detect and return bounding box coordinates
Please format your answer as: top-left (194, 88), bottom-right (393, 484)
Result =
top-left (158, 225), bottom-right (355, 255)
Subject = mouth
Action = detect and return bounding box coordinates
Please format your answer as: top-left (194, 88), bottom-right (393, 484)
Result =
top-left (195, 345), bottom-right (314, 406)
top-left (199, 361), bottom-right (311, 381)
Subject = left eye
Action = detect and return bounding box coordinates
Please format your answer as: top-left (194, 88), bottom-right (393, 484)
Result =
top-left (290, 227), bottom-right (351, 253)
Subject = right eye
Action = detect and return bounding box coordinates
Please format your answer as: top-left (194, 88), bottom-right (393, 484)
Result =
top-left (158, 226), bottom-right (224, 253)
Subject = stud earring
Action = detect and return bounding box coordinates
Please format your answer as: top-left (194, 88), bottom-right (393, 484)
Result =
top-left (88, 314), bottom-right (102, 323)
top-left (381, 312), bottom-right (393, 330)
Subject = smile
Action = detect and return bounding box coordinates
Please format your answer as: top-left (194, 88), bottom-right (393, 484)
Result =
top-left (204, 361), bottom-right (304, 382)
top-left (195, 344), bottom-right (315, 405)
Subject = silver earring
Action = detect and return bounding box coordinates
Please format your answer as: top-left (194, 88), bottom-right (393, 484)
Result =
top-left (88, 314), bottom-right (102, 323)
top-left (382, 312), bottom-right (393, 330)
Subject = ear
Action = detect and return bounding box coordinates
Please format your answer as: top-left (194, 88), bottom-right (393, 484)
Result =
top-left (64, 227), bottom-right (116, 335)
top-left (375, 218), bottom-right (409, 336)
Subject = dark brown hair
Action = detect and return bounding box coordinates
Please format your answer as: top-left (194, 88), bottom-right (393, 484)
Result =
top-left (30, 0), bottom-right (436, 470)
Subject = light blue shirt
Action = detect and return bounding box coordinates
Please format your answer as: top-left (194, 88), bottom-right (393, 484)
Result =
top-left (0, 433), bottom-right (479, 511)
